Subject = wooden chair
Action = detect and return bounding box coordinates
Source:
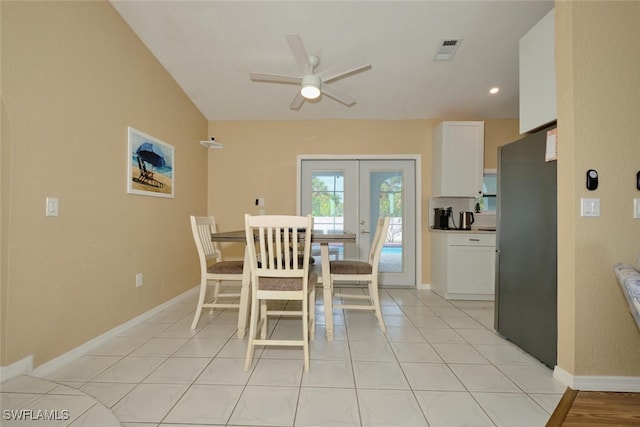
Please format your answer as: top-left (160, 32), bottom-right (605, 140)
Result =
top-left (190, 216), bottom-right (245, 330)
top-left (243, 214), bottom-right (317, 372)
top-left (329, 216), bottom-right (391, 333)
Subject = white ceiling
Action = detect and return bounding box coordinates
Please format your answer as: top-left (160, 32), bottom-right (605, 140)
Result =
top-left (110, 1), bottom-right (554, 121)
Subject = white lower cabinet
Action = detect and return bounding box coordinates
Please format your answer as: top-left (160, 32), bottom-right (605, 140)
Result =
top-left (431, 232), bottom-right (496, 300)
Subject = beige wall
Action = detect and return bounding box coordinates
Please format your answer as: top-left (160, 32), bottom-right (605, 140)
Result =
top-left (6, 0), bottom-right (637, 382)
top-left (1, 1), bottom-right (208, 368)
top-left (556, 1), bottom-right (640, 376)
top-left (207, 119), bottom-right (521, 284)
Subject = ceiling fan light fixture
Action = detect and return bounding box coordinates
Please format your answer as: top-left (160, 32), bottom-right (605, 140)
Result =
top-left (300, 75), bottom-right (321, 99)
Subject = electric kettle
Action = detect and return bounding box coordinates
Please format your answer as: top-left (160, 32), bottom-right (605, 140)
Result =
top-left (459, 211), bottom-right (475, 230)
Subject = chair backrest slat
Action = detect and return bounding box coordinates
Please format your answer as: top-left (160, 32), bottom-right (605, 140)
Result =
top-left (245, 214), bottom-right (313, 279)
top-left (191, 216), bottom-right (222, 269)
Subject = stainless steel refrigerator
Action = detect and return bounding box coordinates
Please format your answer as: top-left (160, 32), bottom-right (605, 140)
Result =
top-left (495, 127), bottom-right (557, 368)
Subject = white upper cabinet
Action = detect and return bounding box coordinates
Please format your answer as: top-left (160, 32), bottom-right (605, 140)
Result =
top-left (432, 121), bottom-right (485, 197)
top-left (519, 8), bottom-right (556, 134)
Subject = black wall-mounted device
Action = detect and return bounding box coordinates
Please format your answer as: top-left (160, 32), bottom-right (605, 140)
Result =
top-left (586, 169), bottom-right (598, 191)
top-left (637, 171), bottom-right (640, 190)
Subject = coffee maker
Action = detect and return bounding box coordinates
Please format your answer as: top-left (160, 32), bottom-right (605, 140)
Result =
top-left (433, 207), bottom-right (452, 229)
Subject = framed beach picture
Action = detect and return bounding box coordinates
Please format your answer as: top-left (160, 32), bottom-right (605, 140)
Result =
top-left (127, 127), bottom-right (175, 198)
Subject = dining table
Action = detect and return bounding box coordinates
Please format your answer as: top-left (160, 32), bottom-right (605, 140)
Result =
top-left (211, 228), bottom-right (356, 341)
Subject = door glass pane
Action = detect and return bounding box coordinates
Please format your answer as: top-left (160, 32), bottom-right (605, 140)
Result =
top-left (371, 171), bottom-right (403, 273)
top-left (301, 158), bottom-right (416, 286)
top-left (311, 171), bottom-right (345, 260)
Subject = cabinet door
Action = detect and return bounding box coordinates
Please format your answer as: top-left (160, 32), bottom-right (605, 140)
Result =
top-left (519, 9), bottom-right (556, 134)
top-left (433, 121), bottom-right (484, 197)
top-left (449, 245), bottom-right (495, 295)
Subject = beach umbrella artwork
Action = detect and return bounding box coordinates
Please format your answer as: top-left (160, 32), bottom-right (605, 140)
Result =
top-left (136, 142), bottom-right (166, 168)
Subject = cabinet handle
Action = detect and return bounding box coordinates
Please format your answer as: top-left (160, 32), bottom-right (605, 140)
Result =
top-left (469, 238), bottom-right (480, 242)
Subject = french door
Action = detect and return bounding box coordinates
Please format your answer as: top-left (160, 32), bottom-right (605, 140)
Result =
top-left (299, 158), bottom-right (418, 287)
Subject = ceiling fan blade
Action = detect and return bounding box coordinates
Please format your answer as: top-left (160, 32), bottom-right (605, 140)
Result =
top-left (321, 85), bottom-right (356, 107)
top-left (317, 61), bottom-right (372, 83)
top-left (289, 91), bottom-right (305, 110)
top-left (285, 33), bottom-right (312, 74)
top-left (249, 73), bottom-right (301, 84)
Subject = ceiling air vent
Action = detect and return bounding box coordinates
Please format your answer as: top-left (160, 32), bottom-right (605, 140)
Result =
top-left (434, 37), bottom-right (463, 61)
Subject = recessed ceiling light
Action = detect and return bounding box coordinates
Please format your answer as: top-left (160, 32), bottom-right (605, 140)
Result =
top-left (489, 87), bottom-right (500, 94)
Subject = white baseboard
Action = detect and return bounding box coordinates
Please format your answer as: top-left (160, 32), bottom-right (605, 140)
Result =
top-left (0, 355), bottom-right (34, 382)
top-left (554, 365), bottom-right (640, 392)
top-left (1, 286), bottom-right (198, 382)
top-left (417, 283), bottom-right (431, 290)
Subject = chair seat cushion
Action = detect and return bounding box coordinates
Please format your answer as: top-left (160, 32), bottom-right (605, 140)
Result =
top-left (330, 260), bottom-right (373, 275)
top-left (208, 260), bottom-right (244, 274)
top-left (258, 271), bottom-right (318, 291)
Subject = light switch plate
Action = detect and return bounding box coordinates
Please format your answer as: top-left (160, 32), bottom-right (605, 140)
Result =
top-left (634, 198), bottom-right (640, 219)
top-left (46, 197), bottom-right (59, 217)
top-left (580, 198), bottom-right (600, 217)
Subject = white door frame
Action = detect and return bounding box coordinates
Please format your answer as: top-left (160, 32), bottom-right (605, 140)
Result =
top-left (297, 154), bottom-right (422, 288)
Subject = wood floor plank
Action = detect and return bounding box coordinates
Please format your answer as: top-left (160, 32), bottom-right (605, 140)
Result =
top-left (546, 387), bottom-right (578, 427)
top-left (548, 390), bottom-right (640, 426)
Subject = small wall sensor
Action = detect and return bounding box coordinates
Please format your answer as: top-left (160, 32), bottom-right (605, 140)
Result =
top-left (586, 169), bottom-right (598, 191)
top-left (636, 171), bottom-right (640, 191)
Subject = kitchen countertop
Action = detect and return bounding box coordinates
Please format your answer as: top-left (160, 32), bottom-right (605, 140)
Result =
top-left (429, 227), bottom-right (496, 234)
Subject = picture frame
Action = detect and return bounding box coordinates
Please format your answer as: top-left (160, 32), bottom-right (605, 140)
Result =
top-left (127, 127), bottom-right (174, 198)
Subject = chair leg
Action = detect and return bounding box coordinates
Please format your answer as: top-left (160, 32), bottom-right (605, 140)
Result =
top-left (244, 295), bottom-right (260, 372)
top-left (237, 277), bottom-right (251, 339)
top-left (210, 280), bottom-right (221, 314)
top-left (323, 277), bottom-right (335, 341)
top-left (370, 278), bottom-right (387, 334)
top-left (260, 300), bottom-right (268, 339)
top-left (190, 278), bottom-right (208, 330)
top-left (309, 287), bottom-right (316, 340)
top-left (302, 295), bottom-right (309, 372)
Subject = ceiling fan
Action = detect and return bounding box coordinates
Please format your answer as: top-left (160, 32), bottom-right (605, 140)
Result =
top-left (249, 34), bottom-right (371, 110)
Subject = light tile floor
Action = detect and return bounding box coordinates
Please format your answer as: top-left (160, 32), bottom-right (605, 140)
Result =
top-left (0, 287), bottom-right (566, 426)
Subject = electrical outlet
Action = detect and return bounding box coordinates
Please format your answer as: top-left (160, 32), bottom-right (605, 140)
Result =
top-left (634, 198), bottom-right (640, 219)
top-left (136, 273), bottom-right (143, 287)
top-left (259, 209), bottom-right (266, 215)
